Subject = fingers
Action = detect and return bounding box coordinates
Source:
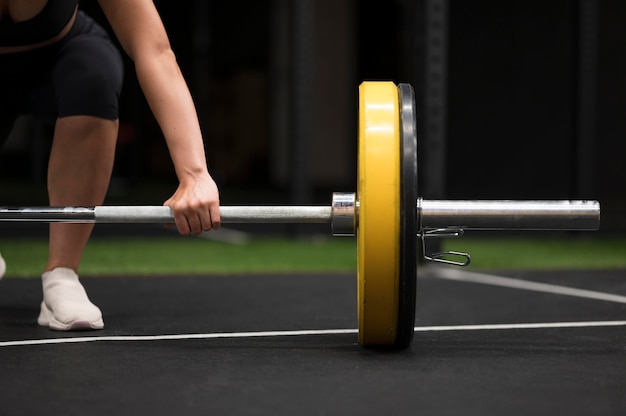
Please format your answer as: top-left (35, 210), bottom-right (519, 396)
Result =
top-left (170, 202), bottom-right (221, 235)
top-left (208, 203), bottom-right (221, 230)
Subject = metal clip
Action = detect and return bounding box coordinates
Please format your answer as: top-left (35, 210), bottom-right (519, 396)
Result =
top-left (418, 227), bottom-right (471, 267)
top-left (418, 228), bottom-right (465, 239)
top-left (422, 249), bottom-right (472, 267)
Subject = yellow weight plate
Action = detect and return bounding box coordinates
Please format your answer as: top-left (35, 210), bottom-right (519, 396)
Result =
top-left (357, 81), bottom-right (401, 346)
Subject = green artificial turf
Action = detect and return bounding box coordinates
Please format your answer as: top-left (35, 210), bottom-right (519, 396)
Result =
top-left (1, 235), bottom-right (625, 278)
top-left (441, 236), bottom-right (626, 270)
top-left (0, 237), bottom-right (358, 277)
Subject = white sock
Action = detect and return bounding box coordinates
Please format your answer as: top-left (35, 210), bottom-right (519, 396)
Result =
top-left (38, 267), bottom-right (104, 331)
top-left (0, 253), bottom-right (5, 279)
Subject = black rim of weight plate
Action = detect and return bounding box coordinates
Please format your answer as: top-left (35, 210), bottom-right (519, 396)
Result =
top-left (395, 83), bottom-right (418, 349)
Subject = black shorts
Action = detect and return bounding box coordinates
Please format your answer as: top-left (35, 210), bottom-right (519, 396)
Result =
top-left (0, 11), bottom-right (124, 148)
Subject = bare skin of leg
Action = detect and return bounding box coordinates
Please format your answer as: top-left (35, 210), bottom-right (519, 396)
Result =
top-left (45, 115), bottom-right (118, 273)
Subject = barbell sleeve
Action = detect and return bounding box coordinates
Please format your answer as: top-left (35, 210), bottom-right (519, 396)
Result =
top-left (419, 199), bottom-right (600, 231)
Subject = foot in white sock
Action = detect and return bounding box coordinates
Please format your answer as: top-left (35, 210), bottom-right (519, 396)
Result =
top-left (38, 267), bottom-right (104, 331)
top-left (0, 253), bottom-right (5, 279)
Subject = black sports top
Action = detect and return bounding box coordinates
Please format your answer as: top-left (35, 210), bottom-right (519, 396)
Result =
top-left (0, 0), bottom-right (79, 46)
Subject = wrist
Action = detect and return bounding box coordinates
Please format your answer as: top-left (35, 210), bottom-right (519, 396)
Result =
top-left (177, 166), bottom-right (211, 183)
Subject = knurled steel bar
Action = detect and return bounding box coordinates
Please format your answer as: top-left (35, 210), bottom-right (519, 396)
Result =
top-left (0, 206), bottom-right (333, 224)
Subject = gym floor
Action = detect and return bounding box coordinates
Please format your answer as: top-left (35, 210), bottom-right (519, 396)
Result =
top-left (0, 266), bottom-right (625, 415)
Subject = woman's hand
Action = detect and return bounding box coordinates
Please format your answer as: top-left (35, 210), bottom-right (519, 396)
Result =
top-left (164, 172), bottom-right (221, 235)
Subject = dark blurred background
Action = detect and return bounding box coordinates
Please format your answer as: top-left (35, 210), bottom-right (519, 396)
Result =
top-left (1, 0), bottom-right (625, 233)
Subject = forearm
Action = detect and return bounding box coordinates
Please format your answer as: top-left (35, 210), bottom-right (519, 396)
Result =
top-left (134, 49), bottom-right (209, 183)
top-left (97, 0), bottom-right (219, 235)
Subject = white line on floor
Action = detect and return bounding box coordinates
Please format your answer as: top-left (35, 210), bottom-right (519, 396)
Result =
top-left (1, 320), bottom-right (625, 347)
top-left (416, 320), bottom-right (626, 332)
top-left (433, 267), bottom-right (626, 304)
top-left (0, 329), bottom-right (357, 347)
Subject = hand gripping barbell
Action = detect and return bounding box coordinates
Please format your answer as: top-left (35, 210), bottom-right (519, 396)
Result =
top-left (0, 82), bottom-right (600, 349)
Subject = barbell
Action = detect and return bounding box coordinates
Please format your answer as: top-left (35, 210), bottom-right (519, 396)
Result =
top-left (0, 81), bottom-right (600, 349)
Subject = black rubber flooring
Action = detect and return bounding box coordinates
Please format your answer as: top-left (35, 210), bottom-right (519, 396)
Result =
top-left (0, 267), bottom-right (625, 416)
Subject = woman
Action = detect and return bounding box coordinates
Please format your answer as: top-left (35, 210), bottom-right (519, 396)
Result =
top-left (0, 0), bottom-right (221, 330)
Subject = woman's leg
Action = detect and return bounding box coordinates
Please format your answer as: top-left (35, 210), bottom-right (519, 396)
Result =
top-left (33, 11), bottom-right (123, 330)
top-left (37, 115), bottom-right (118, 331)
top-left (0, 112), bottom-right (18, 280)
top-left (46, 116), bottom-right (118, 272)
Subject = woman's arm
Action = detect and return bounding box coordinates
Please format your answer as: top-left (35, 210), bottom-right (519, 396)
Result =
top-left (98, 0), bottom-right (220, 235)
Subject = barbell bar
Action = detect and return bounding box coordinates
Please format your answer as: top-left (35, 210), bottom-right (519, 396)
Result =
top-left (0, 81), bottom-right (600, 350)
top-left (0, 199), bottom-right (600, 229)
